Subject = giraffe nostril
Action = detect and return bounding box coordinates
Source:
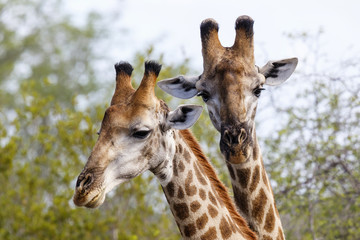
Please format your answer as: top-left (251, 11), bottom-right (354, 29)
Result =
top-left (238, 128), bottom-right (248, 143)
top-left (76, 173), bottom-right (93, 190)
top-left (83, 174), bottom-right (92, 187)
top-left (222, 130), bottom-right (233, 146)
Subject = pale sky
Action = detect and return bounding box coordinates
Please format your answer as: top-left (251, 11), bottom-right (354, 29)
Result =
top-left (67, 0), bottom-right (360, 73)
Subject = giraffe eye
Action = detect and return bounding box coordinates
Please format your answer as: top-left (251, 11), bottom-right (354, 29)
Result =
top-left (132, 130), bottom-right (152, 139)
top-left (197, 91), bottom-right (210, 103)
top-left (253, 87), bottom-right (265, 98)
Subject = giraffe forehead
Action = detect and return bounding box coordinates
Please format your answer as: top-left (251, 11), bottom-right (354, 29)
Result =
top-left (215, 72), bottom-right (257, 99)
top-left (200, 65), bottom-right (260, 92)
top-left (102, 104), bottom-right (157, 129)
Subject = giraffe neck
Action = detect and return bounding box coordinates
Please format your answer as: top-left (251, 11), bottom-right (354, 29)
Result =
top-left (226, 129), bottom-right (285, 240)
top-left (153, 129), bottom-right (256, 240)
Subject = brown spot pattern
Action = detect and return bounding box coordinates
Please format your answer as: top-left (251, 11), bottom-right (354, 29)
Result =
top-left (190, 201), bottom-right (201, 212)
top-left (165, 182), bottom-right (175, 198)
top-left (177, 186), bottom-right (184, 199)
top-left (183, 149), bottom-right (190, 163)
top-left (208, 191), bottom-right (218, 206)
top-left (208, 204), bottom-right (218, 218)
top-left (184, 223), bottom-right (196, 237)
top-left (196, 213), bottom-right (208, 230)
top-left (227, 163), bottom-right (236, 180)
top-left (178, 144), bottom-right (183, 153)
top-left (264, 204), bottom-right (275, 233)
top-left (185, 170), bottom-right (197, 196)
top-left (263, 235), bottom-right (273, 240)
top-left (200, 227), bottom-right (217, 240)
top-left (236, 167), bottom-right (251, 189)
top-left (233, 186), bottom-right (249, 216)
top-left (252, 188), bottom-right (267, 224)
top-left (194, 162), bottom-right (207, 185)
top-left (172, 157), bottom-right (178, 177)
top-left (199, 188), bottom-right (206, 200)
top-left (220, 217), bottom-right (232, 239)
top-left (161, 139), bottom-right (166, 148)
top-left (178, 161), bottom-right (185, 173)
top-left (173, 203), bottom-right (189, 220)
top-left (249, 165), bottom-right (260, 192)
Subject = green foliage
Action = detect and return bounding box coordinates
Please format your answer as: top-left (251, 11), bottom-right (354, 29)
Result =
top-left (0, 0), bottom-right (102, 108)
top-left (263, 60), bottom-right (360, 239)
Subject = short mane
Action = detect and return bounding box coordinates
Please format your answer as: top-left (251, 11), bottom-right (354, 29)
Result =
top-left (179, 129), bottom-right (257, 240)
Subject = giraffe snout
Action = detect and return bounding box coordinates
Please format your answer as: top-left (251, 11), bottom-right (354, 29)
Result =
top-left (219, 124), bottom-right (253, 163)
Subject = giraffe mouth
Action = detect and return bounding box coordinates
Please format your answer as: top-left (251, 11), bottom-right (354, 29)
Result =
top-left (84, 191), bottom-right (106, 208)
top-left (73, 187), bottom-right (106, 208)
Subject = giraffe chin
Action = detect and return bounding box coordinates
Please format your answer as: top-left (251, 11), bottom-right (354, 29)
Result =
top-left (73, 190), bottom-right (106, 209)
top-left (84, 192), bottom-right (106, 208)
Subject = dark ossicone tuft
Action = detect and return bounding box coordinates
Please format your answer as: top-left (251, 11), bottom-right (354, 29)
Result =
top-left (144, 60), bottom-right (162, 77)
top-left (200, 18), bottom-right (219, 39)
top-left (114, 61), bottom-right (134, 76)
top-left (235, 15), bottom-right (254, 38)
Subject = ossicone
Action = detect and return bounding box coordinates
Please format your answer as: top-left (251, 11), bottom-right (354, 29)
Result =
top-left (200, 18), bottom-right (219, 39)
top-left (144, 61), bottom-right (162, 77)
top-left (114, 61), bottom-right (134, 76)
top-left (235, 15), bottom-right (254, 38)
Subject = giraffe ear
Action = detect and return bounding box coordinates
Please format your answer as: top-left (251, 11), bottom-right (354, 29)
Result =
top-left (260, 58), bottom-right (298, 86)
top-left (165, 105), bottom-right (203, 130)
top-left (157, 75), bottom-right (200, 99)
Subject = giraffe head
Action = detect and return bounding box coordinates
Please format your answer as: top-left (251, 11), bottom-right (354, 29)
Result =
top-left (158, 15), bottom-right (297, 163)
top-left (73, 61), bottom-right (202, 208)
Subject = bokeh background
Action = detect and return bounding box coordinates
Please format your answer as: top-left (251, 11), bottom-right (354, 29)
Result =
top-left (1, 0), bottom-right (359, 239)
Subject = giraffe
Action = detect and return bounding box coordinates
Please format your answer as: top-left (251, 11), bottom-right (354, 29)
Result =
top-left (72, 61), bottom-right (257, 240)
top-left (157, 16), bottom-right (298, 239)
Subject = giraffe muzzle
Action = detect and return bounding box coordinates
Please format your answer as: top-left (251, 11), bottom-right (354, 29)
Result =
top-left (73, 169), bottom-right (106, 208)
top-left (220, 125), bottom-right (253, 163)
